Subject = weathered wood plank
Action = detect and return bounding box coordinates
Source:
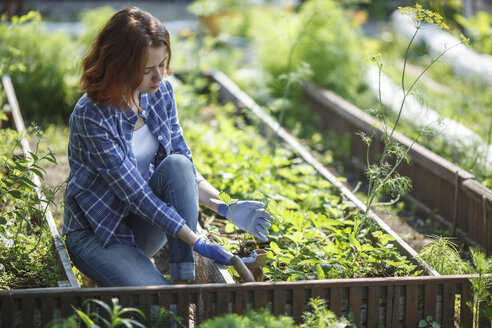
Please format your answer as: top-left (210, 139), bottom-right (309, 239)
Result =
top-left (234, 290), bottom-right (248, 316)
top-left (349, 286), bottom-right (363, 327)
top-left (405, 285), bottom-right (419, 328)
top-left (21, 297), bottom-right (34, 328)
top-left (138, 294), bottom-right (151, 326)
top-left (41, 297), bottom-right (54, 327)
top-left (216, 290), bottom-right (229, 316)
top-left (273, 288), bottom-right (286, 316)
top-left (424, 283), bottom-right (437, 321)
top-left (329, 287), bottom-right (343, 318)
top-left (367, 286), bottom-right (381, 327)
top-left (177, 291), bottom-right (190, 328)
top-left (385, 285), bottom-right (395, 328)
top-left (292, 288), bottom-right (304, 324)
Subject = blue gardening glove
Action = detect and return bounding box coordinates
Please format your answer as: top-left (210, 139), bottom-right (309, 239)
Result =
top-left (193, 238), bottom-right (233, 265)
top-left (192, 238), bottom-right (257, 265)
top-left (218, 201), bottom-right (274, 242)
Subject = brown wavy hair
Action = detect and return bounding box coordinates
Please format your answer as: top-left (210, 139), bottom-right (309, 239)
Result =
top-left (80, 7), bottom-right (171, 110)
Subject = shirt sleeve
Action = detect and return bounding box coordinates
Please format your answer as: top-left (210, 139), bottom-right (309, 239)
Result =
top-left (164, 80), bottom-right (204, 184)
top-left (73, 107), bottom-right (186, 237)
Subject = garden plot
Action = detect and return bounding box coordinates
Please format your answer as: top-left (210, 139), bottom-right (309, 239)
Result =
top-left (172, 73), bottom-right (436, 282)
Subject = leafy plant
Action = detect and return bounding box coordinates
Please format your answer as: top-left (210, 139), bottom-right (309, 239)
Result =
top-left (0, 127), bottom-right (63, 289)
top-left (418, 315), bottom-right (441, 328)
top-left (149, 305), bottom-right (185, 328)
top-left (252, 0), bottom-right (367, 102)
top-left (71, 298), bottom-right (146, 328)
top-left (301, 297), bottom-right (351, 328)
top-left (418, 237), bottom-right (492, 327)
top-left (466, 247), bottom-right (492, 327)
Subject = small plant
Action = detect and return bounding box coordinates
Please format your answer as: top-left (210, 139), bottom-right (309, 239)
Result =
top-left (150, 305), bottom-right (185, 328)
top-left (466, 247), bottom-right (492, 327)
top-left (301, 297), bottom-right (351, 328)
top-left (362, 4), bottom-right (469, 216)
top-left (72, 298), bottom-right (146, 328)
top-left (48, 299), bottom-right (184, 328)
top-left (419, 236), bottom-right (467, 275)
top-left (419, 238), bottom-right (492, 327)
top-left (0, 126), bottom-right (63, 289)
top-left (418, 315), bottom-right (441, 328)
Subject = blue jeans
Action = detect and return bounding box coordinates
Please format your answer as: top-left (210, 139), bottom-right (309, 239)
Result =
top-left (65, 154), bottom-right (199, 287)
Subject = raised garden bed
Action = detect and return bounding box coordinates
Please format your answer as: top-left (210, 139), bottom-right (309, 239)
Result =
top-left (302, 80), bottom-right (492, 256)
top-left (0, 275), bottom-right (485, 327)
top-left (2, 72), bottom-right (491, 327)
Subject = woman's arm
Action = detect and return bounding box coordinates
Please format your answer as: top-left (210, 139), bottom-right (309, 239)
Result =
top-left (198, 179), bottom-right (221, 212)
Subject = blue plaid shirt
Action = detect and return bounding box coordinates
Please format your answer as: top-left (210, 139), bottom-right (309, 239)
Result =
top-left (63, 80), bottom-right (201, 248)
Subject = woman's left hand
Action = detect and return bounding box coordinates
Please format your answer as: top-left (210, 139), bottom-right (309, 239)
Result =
top-left (218, 201), bottom-right (274, 242)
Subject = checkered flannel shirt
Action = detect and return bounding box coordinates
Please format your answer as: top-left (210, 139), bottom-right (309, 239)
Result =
top-left (63, 80), bottom-right (202, 248)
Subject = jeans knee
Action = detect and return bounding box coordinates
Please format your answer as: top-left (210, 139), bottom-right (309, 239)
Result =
top-left (160, 154), bottom-right (194, 178)
top-left (150, 154), bottom-right (198, 201)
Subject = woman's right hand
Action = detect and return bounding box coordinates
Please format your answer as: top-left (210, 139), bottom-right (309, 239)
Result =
top-left (192, 238), bottom-right (257, 265)
top-left (192, 238), bottom-right (233, 265)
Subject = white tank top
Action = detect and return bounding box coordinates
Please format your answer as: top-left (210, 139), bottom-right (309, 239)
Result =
top-left (131, 123), bottom-right (159, 181)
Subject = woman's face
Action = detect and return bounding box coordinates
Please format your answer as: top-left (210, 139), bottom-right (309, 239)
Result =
top-left (136, 45), bottom-right (167, 95)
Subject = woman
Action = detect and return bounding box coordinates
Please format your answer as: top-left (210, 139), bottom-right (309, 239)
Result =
top-left (63, 7), bottom-right (273, 287)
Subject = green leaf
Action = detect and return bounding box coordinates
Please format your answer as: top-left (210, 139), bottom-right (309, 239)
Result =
top-left (270, 241), bottom-right (281, 255)
top-left (28, 151), bottom-right (38, 161)
top-left (224, 221), bottom-right (236, 233)
top-left (378, 233), bottom-right (395, 246)
top-left (72, 307), bottom-right (96, 327)
top-left (0, 217), bottom-right (6, 225)
top-left (349, 233), bottom-right (361, 251)
top-left (7, 190), bottom-right (22, 199)
top-left (218, 192), bottom-right (232, 205)
top-left (29, 168), bottom-right (44, 179)
top-left (84, 299), bottom-right (113, 315)
top-left (316, 264), bottom-right (325, 279)
top-left (286, 231), bottom-right (304, 244)
top-left (18, 176), bottom-right (37, 188)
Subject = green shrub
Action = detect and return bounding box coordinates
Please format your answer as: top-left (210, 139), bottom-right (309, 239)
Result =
top-left (252, 0), bottom-right (367, 101)
top-left (0, 12), bottom-right (81, 124)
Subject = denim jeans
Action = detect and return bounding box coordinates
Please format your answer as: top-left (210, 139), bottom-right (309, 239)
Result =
top-left (65, 154), bottom-right (199, 287)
